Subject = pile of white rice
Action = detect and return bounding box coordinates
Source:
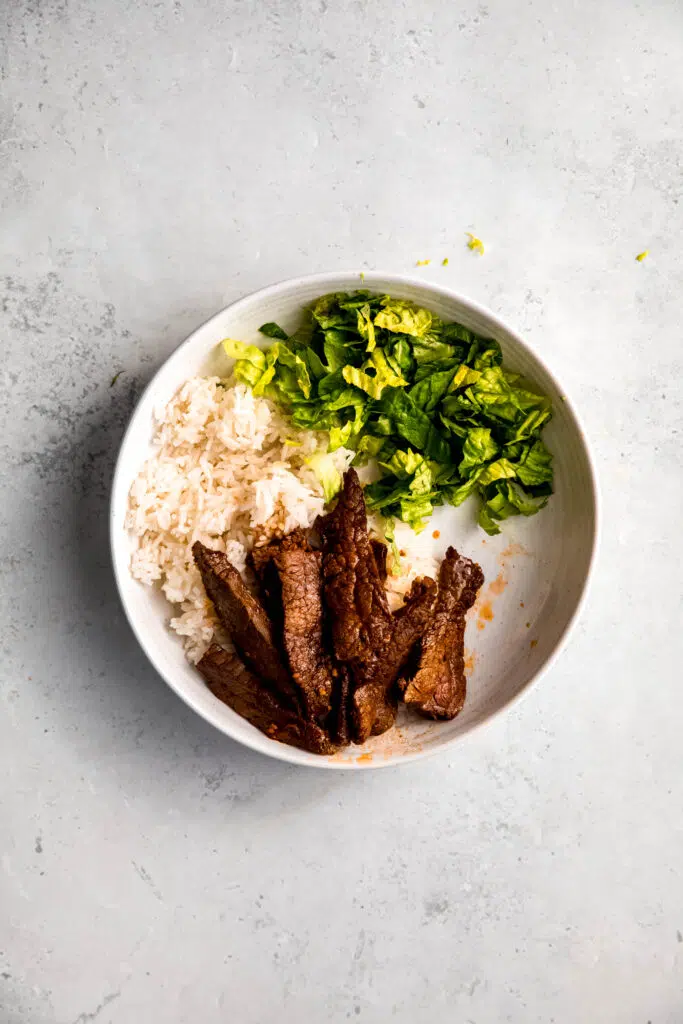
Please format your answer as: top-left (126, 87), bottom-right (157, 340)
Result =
top-left (127, 377), bottom-right (438, 662)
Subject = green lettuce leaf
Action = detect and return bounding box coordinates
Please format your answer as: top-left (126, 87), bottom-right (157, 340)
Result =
top-left (399, 492), bottom-right (434, 532)
top-left (381, 447), bottom-right (426, 479)
top-left (374, 298), bottom-right (437, 338)
top-left (408, 368), bottom-right (457, 414)
top-left (225, 291), bottom-right (554, 535)
top-left (514, 439), bottom-right (554, 486)
top-left (342, 348), bottom-right (407, 399)
top-left (357, 303), bottom-right (376, 352)
top-left (259, 322), bottom-right (289, 341)
top-left (380, 388), bottom-right (451, 462)
top-left (458, 427), bottom-right (499, 477)
top-left (383, 517), bottom-right (402, 575)
top-left (306, 452), bottom-right (342, 503)
top-left (222, 339), bottom-right (267, 388)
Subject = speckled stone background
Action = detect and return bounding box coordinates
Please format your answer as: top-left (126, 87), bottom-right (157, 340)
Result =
top-left (1, 1), bottom-right (682, 1021)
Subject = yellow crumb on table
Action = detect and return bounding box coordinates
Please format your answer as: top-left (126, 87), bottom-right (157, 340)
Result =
top-left (465, 232), bottom-right (485, 255)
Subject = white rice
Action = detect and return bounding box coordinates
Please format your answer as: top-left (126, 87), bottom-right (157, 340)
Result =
top-left (127, 376), bottom-right (437, 662)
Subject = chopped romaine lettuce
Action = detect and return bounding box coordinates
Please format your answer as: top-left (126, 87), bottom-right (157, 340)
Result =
top-left (223, 291), bottom-right (553, 530)
top-left (306, 452), bottom-right (343, 503)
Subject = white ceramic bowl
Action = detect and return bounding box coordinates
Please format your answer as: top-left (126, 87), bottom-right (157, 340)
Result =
top-left (110, 272), bottom-right (599, 769)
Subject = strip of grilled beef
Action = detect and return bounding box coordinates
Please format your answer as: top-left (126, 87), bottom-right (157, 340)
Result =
top-left (401, 547), bottom-right (484, 720)
top-left (248, 539), bottom-right (285, 637)
top-left (370, 539), bottom-right (388, 584)
top-left (320, 469), bottom-right (437, 743)
top-left (197, 644), bottom-right (336, 755)
top-left (357, 574), bottom-right (438, 739)
top-left (320, 470), bottom-right (391, 736)
top-left (329, 664), bottom-right (352, 747)
top-left (192, 541), bottom-right (296, 706)
top-left (247, 531), bottom-right (336, 724)
top-left (272, 533), bottom-right (335, 724)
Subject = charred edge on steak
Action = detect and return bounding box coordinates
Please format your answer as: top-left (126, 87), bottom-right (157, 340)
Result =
top-left (197, 644), bottom-right (337, 755)
top-left (401, 546), bottom-right (484, 720)
top-left (248, 531), bottom-right (336, 725)
top-left (352, 573), bottom-right (438, 741)
top-left (370, 539), bottom-right (388, 584)
top-left (192, 541), bottom-right (299, 709)
top-left (271, 534), bottom-right (335, 724)
top-left (320, 469), bottom-right (438, 744)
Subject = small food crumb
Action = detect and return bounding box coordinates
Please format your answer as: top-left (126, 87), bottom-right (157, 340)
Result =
top-left (399, 549), bottom-right (406, 557)
top-left (635, 250), bottom-right (649, 262)
top-left (432, 530), bottom-right (440, 539)
top-left (478, 600), bottom-right (493, 623)
top-left (416, 259), bottom-right (431, 267)
top-left (442, 257), bottom-right (449, 266)
top-left (465, 232), bottom-right (485, 255)
top-left (356, 753), bottom-right (373, 763)
top-left (359, 271), bottom-right (365, 281)
top-left (520, 601), bottom-right (525, 608)
top-left (488, 572), bottom-right (507, 596)
top-left (530, 639), bottom-right (538, 649)
top-left (110, 370), bottom-right (124, 387)
top-left (526, 622), bottom-right (531, 629)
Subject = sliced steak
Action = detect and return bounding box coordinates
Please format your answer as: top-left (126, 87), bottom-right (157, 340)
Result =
top-left (329, 664), bottom-right (352, 747)
top-left (401, 547), bottom-right (484, 720)
top-left (357, 574), bottom-right (438, 738)
top-left (198, 644), bottom-right (336, 755)
top-left (321, 468), bottom-right (392, 664)
top-left (248, 540), bottom-right (285, 636)
top-left (272, 533), bottom-right (335, 724)
top-left (320, 469), bottom-right (437, 743)
top-left (370, 539), bottom-right (388, 584)
top-left (192, 541), bottom-right (295, 704)
top-left (320, 470), bottom-right (392, 741)
top-left (248, 542), bottom-right (279, 581)
top-left (249, 529), bottom-right (309, 581)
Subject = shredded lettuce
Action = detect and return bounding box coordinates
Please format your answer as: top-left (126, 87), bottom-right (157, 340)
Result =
top-left (259, 322), bottom-right (289, 341)
top-left (222, 291), bottom-right (554, 532)
top-left (383, 517), bottom-right (402, 575)
top-left (306, 452), bottom-right (343, 503)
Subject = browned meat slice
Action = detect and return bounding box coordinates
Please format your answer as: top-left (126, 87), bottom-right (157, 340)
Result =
top-left (401, 547), bottom-right (484, 720)
top-left (320, 469), bottom-right (437, 743)
top-left (248, 529), bottom-right (309, 580)
top-left (192, 541), bottom-right (295, 703)
top-left (272, 534), bottom-right (335, 724)
top-left (355, 574), bottom-right (438, 739)
top-left (320, 470), bottom-right (392, 740)
top-left (321, 468), bottom-right (392, 663)
top-left (248, 542), bottom-right (279, 580)
top-left (197, 644), bottom-right (336, 755)
top-left (247, 540), bottom-right (285, 637)
top-left (329, 664), bottom-right (351, 747)
top-left (370, 539), bottom-right (388, 584)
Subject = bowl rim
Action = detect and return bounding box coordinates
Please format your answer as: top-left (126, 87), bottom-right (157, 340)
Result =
top-left (110, 270), bottom-right (600, 770)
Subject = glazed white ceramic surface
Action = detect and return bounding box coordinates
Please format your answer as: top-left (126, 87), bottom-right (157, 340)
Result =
top-left (110, 272), bottom-right (599, 768)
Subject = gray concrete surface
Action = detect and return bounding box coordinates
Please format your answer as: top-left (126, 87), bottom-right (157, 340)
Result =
top-left (1, 1), bottom-right (682, 1021)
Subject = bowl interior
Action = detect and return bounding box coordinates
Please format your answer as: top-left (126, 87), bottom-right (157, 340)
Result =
top-left (111, 272), bottom-right (597, 768)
